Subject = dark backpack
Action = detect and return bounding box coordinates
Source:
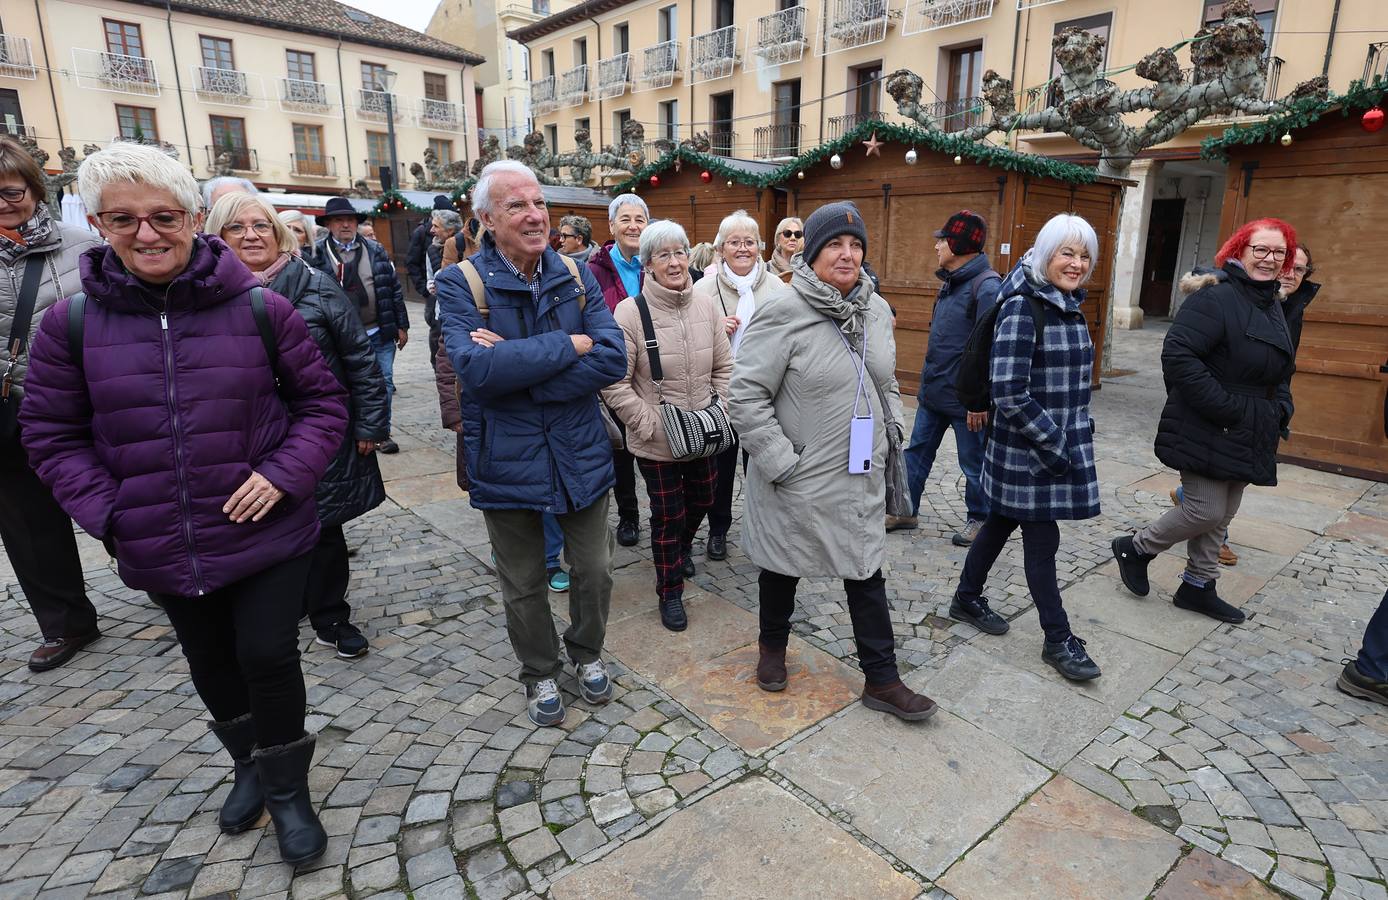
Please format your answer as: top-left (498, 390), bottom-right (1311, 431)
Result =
top-left (954, 292), bottom-right (1046, 414)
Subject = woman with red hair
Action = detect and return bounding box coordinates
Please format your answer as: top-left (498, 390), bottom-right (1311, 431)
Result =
top-left (1111, 218), bottom-right (1298, 624)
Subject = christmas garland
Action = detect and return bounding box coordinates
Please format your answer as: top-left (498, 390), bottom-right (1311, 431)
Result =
top-left (369, 190), bottom-right (431, 215)
top-left (1201, 76), bottom-right (1388, 159)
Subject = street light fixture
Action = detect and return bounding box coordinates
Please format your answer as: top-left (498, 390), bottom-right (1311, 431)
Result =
top-left (376, 69), bottom-right (400, 190)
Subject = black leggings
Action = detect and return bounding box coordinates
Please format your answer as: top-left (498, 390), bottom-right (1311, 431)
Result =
top-left (152, 552), bottom-right (313, 748)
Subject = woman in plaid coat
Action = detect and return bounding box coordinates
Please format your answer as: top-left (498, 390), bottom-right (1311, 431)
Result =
top-left (949, 213), bottom-right (1103, 683)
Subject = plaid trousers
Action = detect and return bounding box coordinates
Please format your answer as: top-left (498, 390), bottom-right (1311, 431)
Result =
top-left (637, 456), bottom-right (718, 601)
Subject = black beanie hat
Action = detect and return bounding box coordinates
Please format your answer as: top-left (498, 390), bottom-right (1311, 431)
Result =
top-left (433, 194), bottom-right (452, 210)
top-left (803, 201), bottom-right (869, 265)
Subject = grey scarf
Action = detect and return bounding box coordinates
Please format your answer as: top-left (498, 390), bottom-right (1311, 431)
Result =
top-left (789, 252), bottom-right (873, 347)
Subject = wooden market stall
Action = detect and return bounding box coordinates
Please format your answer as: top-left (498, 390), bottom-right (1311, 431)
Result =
top-left (1207, 81), bottom-right (1388, 481)
top-left (611, 150), bottom-right (788, 248)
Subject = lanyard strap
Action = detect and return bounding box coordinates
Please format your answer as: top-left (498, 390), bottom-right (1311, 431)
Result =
top-left (832, 325), bottom-right (869, 418)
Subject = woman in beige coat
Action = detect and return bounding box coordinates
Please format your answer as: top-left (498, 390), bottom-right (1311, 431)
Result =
top-left (729, 201), bottom-right (935, 722)
top-left (602, 220), bottom-right (732, 631)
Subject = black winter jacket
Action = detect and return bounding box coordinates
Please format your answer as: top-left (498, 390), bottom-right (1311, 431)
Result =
top-left (271, 257), bottom-right (389, 526)
top-left (405, 218), bottom-right (432, 297)
top-left (1154, 262), bottom-right (1295, 487)
top-left (311, 237), bottom-right (410, 339)
top-left (1281, 279), bottom-right (1318, 356)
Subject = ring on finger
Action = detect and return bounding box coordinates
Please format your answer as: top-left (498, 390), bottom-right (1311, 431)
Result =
top-left (253, 498), bottom-right (265, 506)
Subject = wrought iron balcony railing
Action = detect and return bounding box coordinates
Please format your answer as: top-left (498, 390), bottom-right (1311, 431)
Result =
top-left (559, 65), bottom-right (589, 107)
top-left (754, 122), bottom-right (802, 159)
top-left (925, 96), bottom-right (984, 131)
top-left (195, 66), bottom-right (251, 103)
top-left (279, 78), bottom-right (338, 116)
top-left (290, 154), bottom-right (336, 177)
top-left (357, 89), bottom-right (405, 124)
top-left (637, 41), bottom-right (681, 91)
top-left (690, 26), bottom-right (738, 84)
top-left (827, 110), bottom-right (883, 139)
top-left (903, 0), bottom-right (996, 36)
top-left (205, 145), bottom-right (257, 172)
top-left (1365, 42), bottom-right (1388, 82)
top-left (819, 0), bottom-right (892, 55)
top-left (0, 35), bottom-right (37, 79)
top-left (419, 98), bottom-right (462, 130)
top-left (0, 121), bottom-right (36, 139)
top-left (752, 7), bottom-right (807, 68)
top-left (595, 53), bottom-right (631, 100)
top-left (72, 48), bottom-right (161, 96)
top-left (708, 128), bottom-right (736, 157)
top-left (530, 76), bottom-right (557, 114)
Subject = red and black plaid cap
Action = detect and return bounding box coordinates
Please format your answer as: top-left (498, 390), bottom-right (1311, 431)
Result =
top-left (934, 210), bottom-right (988, 255)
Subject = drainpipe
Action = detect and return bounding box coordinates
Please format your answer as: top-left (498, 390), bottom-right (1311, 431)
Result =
top-left (817, 0), bottom-right (828, 143)
top-left (336, 39), bottom-right (354, 184)
top-left (1321, 0), bottom-right (1343, 78)
top-left (593, 18), bottom-right (603, 152)
top-left (461, 66), bottom-right (471, 168)
top-left (32, 0), bottom-right (65, 149)
top-left (164, 0), bottom-right (195, 172)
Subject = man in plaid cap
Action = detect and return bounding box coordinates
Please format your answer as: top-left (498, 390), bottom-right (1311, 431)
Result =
top-left (889, 211), bottom-right (1001, 548)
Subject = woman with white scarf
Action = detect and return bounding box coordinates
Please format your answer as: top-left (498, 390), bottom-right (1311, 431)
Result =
top-left (693, 210), bottom-right (790, 561)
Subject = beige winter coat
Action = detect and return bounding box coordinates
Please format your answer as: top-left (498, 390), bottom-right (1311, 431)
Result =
top-left (728, 269), bottom-right (904, 581)
top-left (602, 277), bottom-right (733, 462)
top-left (692, 261), bottom-right (791, 355)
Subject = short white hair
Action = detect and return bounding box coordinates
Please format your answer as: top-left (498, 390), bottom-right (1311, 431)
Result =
top-left (638, 219), bottom-right (689, 267)
top-left (277, 208), bottom-right (316, 232)
top-left (78, 142), bottom-right (201, 216)
top-left (432, 209), bottom-right (463, 232)
top-left (1031, 213), bottom-right (1100, 286)
top-left (714, 209), bottom-right (761, 252)
top-left (201, 175), bottom-right (258, 208)
top-left (472, 160), bottom-right (538, 214)
top-left (608, 193), bottom-right (649, 223)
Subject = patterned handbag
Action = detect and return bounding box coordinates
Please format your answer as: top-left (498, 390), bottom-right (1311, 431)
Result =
top-left (634, 295), bottom-right (734, 461)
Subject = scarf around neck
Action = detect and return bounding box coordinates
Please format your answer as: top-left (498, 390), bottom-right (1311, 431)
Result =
top-left (253, 252), bottom-right (293, 287)
top-left (790, 252), bottom-right (872, 345)
top-left (721, 260), bottom-right (762, 356)
top-left (0, 204), bottom-right (56, 267)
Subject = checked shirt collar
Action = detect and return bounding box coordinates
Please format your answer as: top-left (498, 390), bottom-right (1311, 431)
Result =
top-left (497, 249), bottom-right (543, 306)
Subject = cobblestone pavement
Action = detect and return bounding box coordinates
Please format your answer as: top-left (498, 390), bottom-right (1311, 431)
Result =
top-left (0, 304), bottom-right (1383, 899)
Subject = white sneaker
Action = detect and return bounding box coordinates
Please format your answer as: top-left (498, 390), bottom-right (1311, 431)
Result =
top-left (573, 658), bottom-right (614, 705)
top-left (526, 678), bottom-right (565, 727)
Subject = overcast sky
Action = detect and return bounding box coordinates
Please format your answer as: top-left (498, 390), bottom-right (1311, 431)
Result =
top-left (343, 0), bottom-right (440, 34)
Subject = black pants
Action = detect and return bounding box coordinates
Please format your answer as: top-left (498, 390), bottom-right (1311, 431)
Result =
top-left (706, 436), bottom-right (744, 539)
top-left (0, 430), bottom-right (96, 640)
top-left (304, 523), bottom-right (351, 632)
top-left (152, 552), bottom-right (313, 748)
top-left (957, 512), bottom-right (1070, 643)
top-left (758, 568), bottom-right (899, 686)
top-left (612, 421), bottom-right (640, 524)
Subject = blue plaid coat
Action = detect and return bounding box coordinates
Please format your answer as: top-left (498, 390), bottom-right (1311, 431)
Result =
top-left (980, 256), bottom-right (1100, 522)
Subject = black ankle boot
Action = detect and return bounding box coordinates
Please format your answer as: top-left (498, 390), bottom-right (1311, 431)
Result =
top-left (253, 733), bottom-right (327, 866)
top-left (1173, 580), bottom-right (1246, 624)
top-left (208, 714), bottom-right (264, 834)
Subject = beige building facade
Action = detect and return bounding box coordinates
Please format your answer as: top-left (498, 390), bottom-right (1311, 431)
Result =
top-left (0, 0), bottom-right (483, 195)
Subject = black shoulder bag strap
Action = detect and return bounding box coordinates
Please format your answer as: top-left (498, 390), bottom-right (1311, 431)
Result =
top-left (633, 295), bottom-right (664, 383)
top-left (247, 286), bottom-right (281, 390)
top-left (67, 292), bottom-right (86, 368)
top-left (2, 256), bottom-right (48, 402)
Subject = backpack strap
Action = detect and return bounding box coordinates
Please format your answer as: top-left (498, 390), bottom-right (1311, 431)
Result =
top-left (66, 291), bottom-right (87, 370)
top-left (1025, 294), bottom-right (1046, 348)
top-left (457, 259), bottom-right (489, 319)
top-left (963, 268), bottom-right (1003, 322)
top-left (249, 287), bottom-right (277, 370)
top-left (555, 254), bottom-right (588, 312)
top-left (632, 295), bottom-right (664, 383)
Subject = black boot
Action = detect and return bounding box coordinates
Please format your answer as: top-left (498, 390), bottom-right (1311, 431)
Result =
top-left (1111, 535), bottom-right (1156, 597)
top-left (659, 595), bottom-right (688, 632)
top-left (1173, 580), bottom-right (1245, 624)
top-left (207, 714), bottom-right (265, 834)
top-left (253, 733), bottom-right (327, 866)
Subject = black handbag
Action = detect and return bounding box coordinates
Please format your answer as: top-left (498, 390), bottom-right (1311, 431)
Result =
top-left (633, 294), bottom-right (734, 461)
top-left (0, 255), bottom-right (49, 439)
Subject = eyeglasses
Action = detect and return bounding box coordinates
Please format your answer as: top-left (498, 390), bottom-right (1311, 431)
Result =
top-left (724, 239), bottom-right (757, 250)
top-left (558, 231), bottom-right (579, 240)
top-left (0, 186), bottom-right (29, 204)
top-left (781, 230), bottom-right (803, 239)
top-left (94, 209), bottom-right (190, 235)
top-left (1249, 245), bottom-right (1287, 261)
top-left (1291, 265), bottom-right (1311, 276)
top-left (222, 221), bottom-right (276, 238)
top-left (652, 249), bottom-right (688, 262)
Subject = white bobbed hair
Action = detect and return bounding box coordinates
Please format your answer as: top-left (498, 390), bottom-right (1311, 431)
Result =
top-left (638, 219), bottom-right (690, 268)
top-left (714, 209), bottom-right (761, 251)
top-left (78, 142), bottom-right (201, 217)
top-left (1031, 213), bottom-right (1100, 286)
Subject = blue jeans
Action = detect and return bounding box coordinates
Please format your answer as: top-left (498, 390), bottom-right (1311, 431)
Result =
top-left (369, 329), bottom-right (396, 430)
top-left (905, 405), bottom-right (988, 520)
top-left (542, 514), bottom-right (564, 571)
top-left (1357, 588), bottom-right (1388, 681)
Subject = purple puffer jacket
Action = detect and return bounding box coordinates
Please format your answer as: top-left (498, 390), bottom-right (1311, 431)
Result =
top-left (20, 235), bottom-right (347, 597)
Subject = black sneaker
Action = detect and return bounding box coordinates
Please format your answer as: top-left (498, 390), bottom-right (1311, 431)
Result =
top-left (1173, 580), bottom-right (1246, 624)
top-left (1042, 634), bottom-right (1101, 681)
top-left (316, 622), bottom-right (369, 658)
top-left (1111, 535), bottom-right (1155, 597)
top-left (706, 534), bottom-right (728, 561)
top-left (948, 592), bottom-right (1010, 635)
top-left (681, 554), bottom-right (696, 578)
top-left (616, 519), bottom-right (639, 547)
top-left (378, 438), bottom-right (400, 454)
top-left (1337, 660), bottom-right (1388, 708)
top-left (659, 596), bottom-right (688, 632)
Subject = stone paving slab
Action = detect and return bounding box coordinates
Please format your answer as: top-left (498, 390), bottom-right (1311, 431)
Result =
top-left (1060, 571), bottom-right (1219, 655)
top-left (1154, 848), bottom-right (1281, 899)
top-left (548, 778), bottom-right (920, 900)
top-left (382, 471), bottom-right (468, 508)
top-left (602, 595), bottom-right (760, 682)
top-left (938, 775), bottom-right (1183, 900)
top-left (1327, 513), bottom-right (1388, 552)
top-left (376, 447), bottom-right (458, 481)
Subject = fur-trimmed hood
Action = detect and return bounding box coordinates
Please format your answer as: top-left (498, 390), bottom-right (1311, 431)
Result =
top-left (1178, 266), bottom-right (1225, 296)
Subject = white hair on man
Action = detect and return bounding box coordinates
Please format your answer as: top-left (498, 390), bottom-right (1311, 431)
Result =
top-left (1030, 213), bottom-right (1100, 286)
top-left (713, 208), bottom-right (762, 252)
top-left (637, 219), bottom-right (690, 268)
top-left (432, 209), bottom-right (463, 232)
top-left (608, 193), bottom-right (649, 223)
top-left (201, 175), bottom-right (258, 209)
top-left (471, 160), bottom-right (538, 215)
top-left (78, 141), bottom-right (202, 216)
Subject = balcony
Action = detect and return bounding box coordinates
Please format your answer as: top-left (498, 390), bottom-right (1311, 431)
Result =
top-left (708, 128), bottom-right (736, 157)
top-left (205, 145), bottom-right (258, 172)
top-left (419, 98), bottom-right (462, 130)
top-left (0, 121), bottom-right (36, 139)
top-left (595, 53), bottom-right (631, 100)
top-left (279, 78), bottom-right (339, 116)
top-left (194, 66), bottom-right (264, 107)
top-left (0, 35), bottom-right (37, 80)
top-left (751, 7), bottom-right (807, 68)
top-left (827, 110), bottom-right (883, 139)
top-left (817, 0), bottom-right (893, 56)
top-left (690, 26), bottom-right (738, 84)
top-left (291, 154), bottom-right (336, 177)
top-left (754, 122), bottom-right (802, 159)
top-left (530, 76), bottom-right (557, 115)
top-left (72, 47), bottom-right (160, 96)
top-left (356, 89), bottom-right (405, 124)
top-left (558, 65), bottom-right (589, 107)
top-left (1365, 42), bottom-right (1388, 82)
top-left (925, 97), bottom-right (984, 131)
top-left (637, 41), bottom-right (681, 92)
top-left (903, 0), bottom-right (996, 36)
top-left (480, 125), bottom-right (526, 146)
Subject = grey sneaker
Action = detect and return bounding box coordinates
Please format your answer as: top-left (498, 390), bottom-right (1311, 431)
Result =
top-left (573, 658), bottom-right (614, 705)
top-left (525, 679), bottom-right (565, 727)
top-left (952, 519), bottom-right (984, 546)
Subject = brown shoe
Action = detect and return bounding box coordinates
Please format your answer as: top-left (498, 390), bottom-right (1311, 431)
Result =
top-left (756, 642), bottom-right (787, 692)
top-left (861, 680), bottom-right (938, 722)
top-left (28, 631), bottom-right (100, 672)
top-left (885, 514), bottom-right (919, 532)
top-left (1218, 544), bottom-right (1238, 566)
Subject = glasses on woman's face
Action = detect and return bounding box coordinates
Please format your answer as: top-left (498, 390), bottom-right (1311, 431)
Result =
top-left (558, 231), bottom-right (579, 240)
top-left (222, 221), bottom-right (275, 238)
top-left (94, 209), bottom-right (189, 235)
top-left (781, 230), bottom-right (803, 239)
top-left (0, 186), bottom-right (28, 204)
top-left (724, 239), bottom-right (757, 251)
top-left (653, 249), bottom-right (688, 263)
top-left (1249, 245), bottom-right (1287, 261)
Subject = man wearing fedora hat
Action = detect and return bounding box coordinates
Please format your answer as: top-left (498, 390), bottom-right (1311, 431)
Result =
top-left (314, 196), bottom-right (409, 454)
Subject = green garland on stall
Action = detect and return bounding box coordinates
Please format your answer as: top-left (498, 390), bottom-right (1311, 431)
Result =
top-left (610, 118), bottom-right (1101, 193)
top-left (1201, 76), bottom-right (1388, 159)
top-left (369, 189), bottom-right (431, 216)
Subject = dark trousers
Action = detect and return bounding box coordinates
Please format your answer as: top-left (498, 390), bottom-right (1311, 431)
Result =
top-left (707, 435), bottom-right (744, 539)
top-left (637, 456), bottom-right (717, 601)
top-left (152, 552), bottom-right (313, 748)
top-left (303, 523), bottom-right (351, 632)
top-left (0, 431), bottom-right (97, 640)
top-left (758, 568), bottom-right (899, 685)
top-left (613, 442), bottom-right (640, 524)
top-left (957, 512), bottom-right (1070, 643)
top-left (1357, 588), bottom-right (1388, 682)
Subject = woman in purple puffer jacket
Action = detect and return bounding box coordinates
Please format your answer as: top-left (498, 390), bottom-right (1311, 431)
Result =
top-left (19, 143), bottom-right (347, 868)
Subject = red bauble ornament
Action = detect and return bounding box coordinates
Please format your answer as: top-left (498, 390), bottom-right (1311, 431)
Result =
top-left (700, 170), bottom-right (712, 183)
top-left (649, 175), bottom-right (660, 187)
top-left (1364, 107), bottom-right (1385, 133)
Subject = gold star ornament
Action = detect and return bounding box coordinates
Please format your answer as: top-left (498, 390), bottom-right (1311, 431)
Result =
top-left (862, 131), bottom-right (883, 157)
